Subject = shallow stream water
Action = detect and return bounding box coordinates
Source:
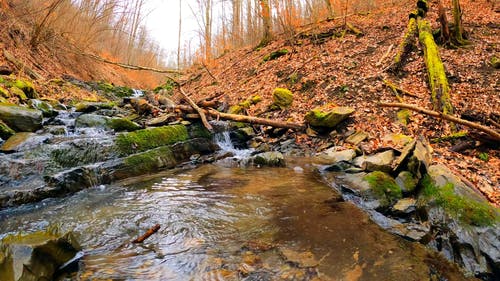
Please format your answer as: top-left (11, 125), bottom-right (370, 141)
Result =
top-left (0, 159), bottom-right (471, 281)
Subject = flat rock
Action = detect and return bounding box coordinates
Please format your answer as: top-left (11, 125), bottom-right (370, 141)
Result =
top-left (146, 113), bottom-right (177, 126)
top-left (0, 103), bottom-right (43, 132)
top-left (1, 132), bottom-right (50, 152)
top-left (305, 106), bottom-right (355, 128)
top-left (316, 147), bottom-right (356, 164)
top-left (392, 198), bottom-right (416, 214)
top-left (353, 150), bottom-right (395, 173)
top-left (345, 131), bottom-right (368, 145)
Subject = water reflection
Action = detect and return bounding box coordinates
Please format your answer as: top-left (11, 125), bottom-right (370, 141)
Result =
top-left (0, 163), bottom-right (471, 280)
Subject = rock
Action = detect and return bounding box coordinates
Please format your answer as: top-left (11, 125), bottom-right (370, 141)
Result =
top-left (362, 171), bottom-right (403, 209)
top-left (28, 99), bottom-right (58, 117)
top-left (345, 131), bottom-right (368, 145)
top-left (146, 113), bottom-right (177, 127)
top-left (46, 126), bottom-right (67, 135)
top-left (419, 164), bottom-right (500, 277)
top-left (40, 98), bottom-right (67, 110)
top-left (369, 211), bottom-right (429, 241)
top-left (12, 78), bottom-right (38, 99)
top-left (353, 150), bottom-right (395, 173)
top-left (1, 132), bottom-right (50, 153)
top-left (107, 117), bottom-right (141, 132)
top-left (129, 98), bottom-right (154, 115)
top-left (74, 101), bottom-right (115, 113)
top-left (252, 151), bottom-right (285, 167)
top-left (157, 96), bottom-right (177, 109)
top-left (115, 125), bottom-right (189, 156)
top-left (305, 106), bottom-right (355, 128)
top-left (279, 248), bottom-right (319, 268)
top-left (0, 86), bottom-right (10, 98)
top-left (0, 230), bottom-right (81, 281)
top-left (383, 133), bottom-right (414, 147)
top-left (408, 137), bottom-right (432, 178)
top-left (316, 147), bottom-right (356, 164)
top-left (392, 139), bottom-right (416, 172)
top-left (75, 113), bottom-right (110, 128)
top-left (395, 171), bottom-right (418, 193)
top-left (0, 119), bottom-right (15, 140)
top-left (230, 127), bottom-right (255, 148)
top-left (0, 104), bottom-right (43, 132)
top-left (272, 88), bottom-right (293, 109)
top-left (8, 86), bottom-right (27, 101)
top-left (392, 198), bottom-right (416, 214)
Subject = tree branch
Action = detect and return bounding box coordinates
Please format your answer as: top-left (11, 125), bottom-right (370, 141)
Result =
top-left (379, 102), bottom-right (500, 141)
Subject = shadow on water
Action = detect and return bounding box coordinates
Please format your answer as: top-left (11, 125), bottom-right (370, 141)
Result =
top-left (0, 161), bottom-right (472, 281)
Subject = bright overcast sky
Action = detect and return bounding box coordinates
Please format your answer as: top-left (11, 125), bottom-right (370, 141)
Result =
top-left (143, 0), bottom-right (199, 55)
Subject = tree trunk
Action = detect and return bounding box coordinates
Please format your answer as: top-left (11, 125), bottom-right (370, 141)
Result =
top-left (177, 0), bottom-right (182, 70)
top-left (417, 19), bottom-right (453, 115)
top-left (437, 0), bottom-right (450, 43)
top-left (452, 0), bottom-right (466, 44)
top-left (205, 0), bottom-right (213, 61)
top-left (259, 0), bottom-right (273, 46)
top-left (324, 0), bottom-right (334, 17)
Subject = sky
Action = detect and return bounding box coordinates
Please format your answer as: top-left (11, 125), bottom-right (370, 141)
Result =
top-left (143, 0), bottom-right (199, 56)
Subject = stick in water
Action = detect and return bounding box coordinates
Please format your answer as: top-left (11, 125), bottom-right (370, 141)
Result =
top-left (132, 224), bottom-right (161, 243)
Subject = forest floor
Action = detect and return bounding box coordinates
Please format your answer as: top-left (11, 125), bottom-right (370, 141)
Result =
top-left (179, 0), bottom-right (499, 205)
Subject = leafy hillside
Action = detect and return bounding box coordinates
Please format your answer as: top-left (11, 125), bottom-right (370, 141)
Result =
top-left (179, 0), bottom-right (499, 204)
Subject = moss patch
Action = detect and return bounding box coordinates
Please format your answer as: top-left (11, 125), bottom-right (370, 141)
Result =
top-left (123, 146), bottom-right (175, 175)
top-left (364, 171), bottom-right (403, 206)
top-left (107, 118), bottom-right (141, 132)
top-left (0, 120), bottom-right (15, 140)
top-left (263, 49), bottom-right (289, 62)
top-left (153, 80), bottom-right (176, 94)
top-left (13, 79), bottom-right (38, 99)
top-left (115, 125), bottom-right (189, 156)
top-left (420, 175), bottom-right (499, 226)
top-left (305, 106), bottom-right (354, 128)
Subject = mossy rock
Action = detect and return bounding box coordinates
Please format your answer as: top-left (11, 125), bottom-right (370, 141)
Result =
top-left (253, 151), bottom-right (285, 167)
top-left (305, 106), bottom-right (354, 128)
top-left (115, 125), bottom-right (189, 156)
top-left (0, 86), bottom-right (10, 98)
top-left (420, 164), bottom-right (499, 226)
top-left (491, 56), bottom-right (499, 69)
top-left (0, 119), bottom-right (15, 140)
top-left (364, 171), bottom-right (403, 208)
top-left (153, 80), bottom-right (176, 94)
top-left (107, 117), bottom-right (141, 132)
top-left (13, 79), bottom-right (38, 99)
top-left (263, 49), bottom-right (289, 62)
top-left (0, 103), bottom-right (43, 132)
top-left (28, 99), bottom-right (57, 117)
top-left (272, 88), bottom-right (293, 109)
top-left (9, 86), bottom-right (27, 101)
top-left (75, 101), bottom-right (115, 113)
top-left (395, 171), bottom-right (418, 193)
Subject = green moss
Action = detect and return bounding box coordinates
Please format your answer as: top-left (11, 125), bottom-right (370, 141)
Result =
top-left (13, 79), bottom-right (38, 99)
top-left (0, 86), bottom-right (9, 98)
top-left (107, 118), bottom-right (141, 132)
top-left (418, 19), bottom-right (453, 115)
top-left (491, 56), bottom-right (500, 69)
top-left (263, 49), bottom-right (289, 62)
top-left (9, 86), bottom-right (27, 101)
top-left (228, 105), bottom-right (242, 114)
top-left (153, 80), bottom-right (176, 94)
top-left (115, 125), bottom-right (189, 156)
top-left (97, 81), bottom-right (134, 98)
top-left (123, 146), bottom-right (174, 175)
top-left (420, 175), bottom-right (499, 226)
top-left (478, 152), bottom-right (489, 162)
top-left (0, 120), bottom-right (15, 140)
top-left (272, 88), bottom-right (293, 109)
top-left (431, 131), bottom-right (468, 143)
top-left (364, 171), bottom-right (403, 206)
top-left (188, 123), bottom-right (212, 139)
top-left (397, 109), bottom-right (411, 125)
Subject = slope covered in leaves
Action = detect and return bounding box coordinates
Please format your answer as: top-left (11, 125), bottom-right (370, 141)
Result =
top-left (180, 0), bottom-right (499, 205)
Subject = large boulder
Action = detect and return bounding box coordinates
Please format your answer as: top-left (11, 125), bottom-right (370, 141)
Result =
top-left (418, 164), bottom-right (500, 278)
top-left (1, 133), bottom-right (50, 153)
top-left (305, 106), bottom-right (354, 128)
top-left (315, 147), bottom-right (356, 164)
top-left (0, 119), bottom-right (15, 140)
top-left (75, 114), bottom-right (140, 132)
top-left (0, 230), bottom-right (81, 281)
top-left (0, 104), bottom-right (43, 132)
top-left (74, 101), bottom-right (115, 113)
top-left (27, 99), bottom-right (57, 118)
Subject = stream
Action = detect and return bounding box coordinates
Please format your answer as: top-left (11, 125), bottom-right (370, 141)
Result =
top-left (0, 158), bottom-right (471, 280)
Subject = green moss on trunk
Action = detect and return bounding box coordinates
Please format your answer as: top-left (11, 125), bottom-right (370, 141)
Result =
top-left (394, 17), bottom-right (417, 70)
top-left (418, 19), bottom-right (453, 115)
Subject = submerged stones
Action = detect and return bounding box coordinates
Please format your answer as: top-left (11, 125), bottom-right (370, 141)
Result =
top-left (252, 151), bottom-right (285, 167)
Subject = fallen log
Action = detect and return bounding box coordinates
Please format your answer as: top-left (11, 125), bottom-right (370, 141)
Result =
top-left (392, 16), bottom-right (417, 71)
top-left (132, 224), bottom-right (161, 244)
top-left (378, 102), bottom-right (500, 141)
top-left (176, 105), bottom-right (305, 130)
top-left (418, 19), bottom-right (453, 115)
top-left (177, 86), bottom-right (213, 131)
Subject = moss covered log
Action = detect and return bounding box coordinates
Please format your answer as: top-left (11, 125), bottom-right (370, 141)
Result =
top-left (417, 19), bottom-right (453, 114)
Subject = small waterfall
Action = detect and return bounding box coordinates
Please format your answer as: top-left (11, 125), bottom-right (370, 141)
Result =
top-left (212, 121), bottom-right (254, 162)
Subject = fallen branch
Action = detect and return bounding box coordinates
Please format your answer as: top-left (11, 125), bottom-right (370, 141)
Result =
top-left (178, 86), bottom-right (213, 131)
top-left (3, 50), bottom-right (44, 80)
top-left (132, 224), bottom-right (161, 243)
top-left (376, 44), bottom-right (394, 67)
top-left (379, 102), bottom-right (500, 141)
top-left (176, 105), bottom-right (304, 130)
top-left (383, 79), bottom-right (420, 98)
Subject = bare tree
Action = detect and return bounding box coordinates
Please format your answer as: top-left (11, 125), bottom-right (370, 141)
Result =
top-left (258, 0), bottom-right (272, 46)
